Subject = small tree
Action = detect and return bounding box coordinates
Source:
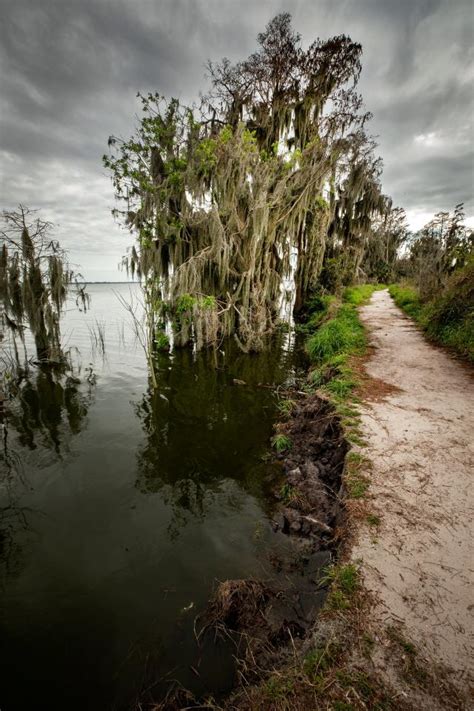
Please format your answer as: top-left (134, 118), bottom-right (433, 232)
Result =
top-left (408, 204), bottom-right (473, 299)
top-left (0, 206), bottom-right (88, 364)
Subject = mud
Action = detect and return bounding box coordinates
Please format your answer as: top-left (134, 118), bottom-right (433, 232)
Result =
top-left (352, 289), bottom-right (474, 696)
top-left (273, 395), bottom-right (347, 540)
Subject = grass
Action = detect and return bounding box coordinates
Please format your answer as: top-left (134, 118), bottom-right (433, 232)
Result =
top-left (280, 482), bottom-right (297, 503)
top-left (271, 432), bottom-right (292, 453)
top-left (345, 451), bottom-right (371, 499)
top-left (388, 284), bottom-right (422, 320)
top-left (303, 286), bottom-right (377, 505)
top-left (321, 563), bottom-right (360, 610)
top-left (277, 398), bottom-right (296, 417)
top-left (343, 283), bottom-right (385, 306)
top-left (389, 261), bottom-right (474, 361)
top-left (306, 303), bottom-right (366, 363)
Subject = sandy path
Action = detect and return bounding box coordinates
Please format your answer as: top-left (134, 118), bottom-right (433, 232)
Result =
top-left (352, 289), bottom-right (473, 692)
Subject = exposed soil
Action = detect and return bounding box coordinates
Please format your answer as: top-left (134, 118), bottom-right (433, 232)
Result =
top-left (273, 396), bottom-right (348, 541)
top-left (351, 289), bottom-right (474, 701)
top-left (200, 395), bottom-right (348, 679)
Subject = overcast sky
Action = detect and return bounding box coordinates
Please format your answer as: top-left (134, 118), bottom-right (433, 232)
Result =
top-left (1, 0), bottom-right (473, 281)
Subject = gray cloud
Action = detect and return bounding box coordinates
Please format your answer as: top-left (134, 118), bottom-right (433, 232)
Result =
top-left (1, 0), bottom-right (473, 279)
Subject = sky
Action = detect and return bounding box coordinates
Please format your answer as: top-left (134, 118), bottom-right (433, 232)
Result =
top-left (1, 0), bottom-right (473, 281)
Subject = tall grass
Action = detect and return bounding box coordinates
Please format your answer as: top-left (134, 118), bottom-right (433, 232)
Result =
top-left (306, 304), bottom-right (366, 362)
top-left (304, 284), bottom-right (380, 404)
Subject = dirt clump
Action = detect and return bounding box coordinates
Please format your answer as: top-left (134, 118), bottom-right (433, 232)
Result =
top-left (273, 395), bottom-right (347, 544)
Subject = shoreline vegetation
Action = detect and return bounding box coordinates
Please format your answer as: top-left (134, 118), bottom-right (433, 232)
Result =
top-left (180, 283), bottom-right (467, 711)
top-left (389, 262), bottom-right (474, 362)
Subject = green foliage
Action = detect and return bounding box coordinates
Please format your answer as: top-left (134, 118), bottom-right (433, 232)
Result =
top-left (263, 675), bottom-right (294, 700)
top-left (280, 482), bottom-right (297, 503)
top-left (271, 433), bottom-right (292, 453)
top-left (343, 284), bottom-right (383, 306)
top-left (306, 304), bottom-right (366, 363)
top-left (277, 399), bottom-right (296, 417)
top-left (390, 261), bottom-right (474, 361)
top-left (322, 563), bottom-right (360, 610)
top-left (388, 284), bottom-right (422, 319)
top-left (104, 15), bottom-right (391, 355)
top-left (155, 330), bottom-right (170, 352)
top-left (200, 294), bottom-right (217, 310)
top-left (195, 137), bottom-right (217, 176)
top-left (175, 293), bottom-right (196, 314)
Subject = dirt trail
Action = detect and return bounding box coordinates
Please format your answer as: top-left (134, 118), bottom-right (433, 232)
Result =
top-left (352, 289), bottom-right (473, 694)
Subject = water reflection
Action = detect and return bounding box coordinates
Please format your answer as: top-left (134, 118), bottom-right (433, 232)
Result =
top-left (5, 364), bottom-right (95, 454)
top-left (134, 339), bottom-right (303, 537)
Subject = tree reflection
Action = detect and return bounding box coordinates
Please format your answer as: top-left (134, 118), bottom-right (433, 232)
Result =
top-left (133, 339), bottom-right (297, 537)
top-left (3, 363), bottom-right (95, 455)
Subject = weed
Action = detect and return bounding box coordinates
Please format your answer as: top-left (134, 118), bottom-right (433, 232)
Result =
top-left (346, 451), bottom-right (364, 465)
top-left (271, 433), bottom-right (292, 453)
top-left (304, 641), bottom-right (341, 677)
top-left (277, 398), bottom-right (296, 416)
top-left (366, 513), bottom-right (381, 527)
top-left (280, 482), bottom-right (297, 503)
top-left (387, 626), bottom-right (416, 655)
top-left (263, 675), bottom-right (294, 700)
top-left (325, 376), bottom-right (357, 399)
top-left (346, 432), bottom-right (367, 447)
top-left (322, 563), bottom-right (360, 610)
top-left (346, 475), bottom-right (369, 499)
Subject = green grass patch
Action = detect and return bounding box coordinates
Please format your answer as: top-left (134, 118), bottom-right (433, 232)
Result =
top-left (343, 283), bottom-right (385, 306)
top-left (366, 513), bottom-right (381, 527)
top-left (388, 284), bottom-right (423, 320)
top-left (306, 304), bottom-right (366, 363)
top-left (277, 398), bottom-right (296, 417)
top-left (346, 432), bottom-right (367, 447)
top-left (322, 563), bottom-right (360, 610)
top-left (346, 475), bottom-right (369, 499)
top-left (271, 433), bottom-right (292, 453)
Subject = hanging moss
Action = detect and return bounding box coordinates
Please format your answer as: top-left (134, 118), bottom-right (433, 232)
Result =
top-left (0, 206), bottom-right (88, 365)
top-left (105, 14), bottom-right (390, 352)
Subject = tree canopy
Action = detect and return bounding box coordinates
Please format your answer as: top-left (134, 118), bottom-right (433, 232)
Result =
top-left (105, 13), bottom-right (397, 351)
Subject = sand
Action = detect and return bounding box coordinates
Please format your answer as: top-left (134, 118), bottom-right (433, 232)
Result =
top-left (352, 289), bottom-right (473, 694)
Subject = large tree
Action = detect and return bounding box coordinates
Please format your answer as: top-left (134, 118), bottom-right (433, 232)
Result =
top-left (105, 13), bottom-right (389, 351)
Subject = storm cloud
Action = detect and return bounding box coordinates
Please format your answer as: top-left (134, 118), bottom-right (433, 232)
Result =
top-left (1, 0), bottom-right (473, 279)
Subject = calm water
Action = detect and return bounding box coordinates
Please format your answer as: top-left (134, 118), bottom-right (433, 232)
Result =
top-left (0, 284), bottom-right (306, 710)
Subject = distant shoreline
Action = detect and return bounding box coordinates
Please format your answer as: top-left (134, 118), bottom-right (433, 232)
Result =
top-left (79, 281), bottom-right (138, 284)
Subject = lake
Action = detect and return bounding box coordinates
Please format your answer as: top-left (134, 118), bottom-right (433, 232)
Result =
top-left (0, 283), bottom-right (310, 710)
